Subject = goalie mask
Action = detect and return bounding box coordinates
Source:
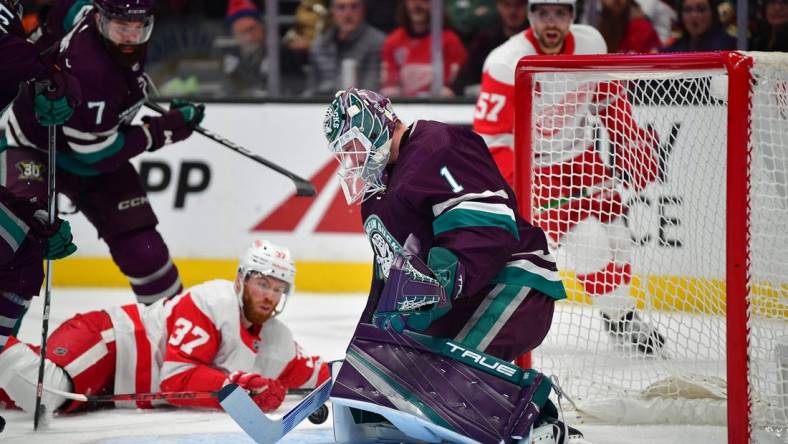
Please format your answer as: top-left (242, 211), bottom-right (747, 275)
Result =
top-left (323, 88), bottom-right (399, 205)
top-left (237, 240), bottom-right (296, 318)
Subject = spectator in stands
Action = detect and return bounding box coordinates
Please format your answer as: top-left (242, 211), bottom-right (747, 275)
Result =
top-left (446, 0), bottom-right (498, 44)
top-left (283, 0), bottom-right (329, 52)
top-left (308, 0), bottom-right (386, 95)
top-left (581, 0), bottom-right (677, 47)
top-left (598, 0), bottom-right (661, 52)
top-left (661, 0), bottom-right (736, 51)
top-left (221, 0), bottom-right (269, 96)
top-left (750, 0), bottom-right (787, 52)
top-left (381, 0), bottom-right (468, 97)
top-left (450, 0), bottom-right (528, 97)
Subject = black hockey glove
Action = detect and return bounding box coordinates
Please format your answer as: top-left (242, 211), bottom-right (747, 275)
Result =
top-left (143, 99), bottom-right (205, 151)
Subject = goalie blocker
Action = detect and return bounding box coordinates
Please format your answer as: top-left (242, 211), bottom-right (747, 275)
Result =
top-left (329, 324), bottom-right (582, 444)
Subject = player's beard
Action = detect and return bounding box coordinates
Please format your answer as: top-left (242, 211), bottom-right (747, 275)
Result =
top-left (537, 27), bottom-right (566, 53)
top-left (101, 37), bottom-right (148, 70)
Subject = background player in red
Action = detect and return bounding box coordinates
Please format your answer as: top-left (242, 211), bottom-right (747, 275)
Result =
top-left (474, 0), bottom-right (666, 354)
top-left (0, 240), bottom-right (329, 416)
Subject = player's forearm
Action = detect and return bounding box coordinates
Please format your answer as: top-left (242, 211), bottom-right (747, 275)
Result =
top-left (436, 232), bottom-right (517, 297)
top-left (74, 125), bottom-right (150, 173)
top-left (159, 363), bottom-right (227, 409)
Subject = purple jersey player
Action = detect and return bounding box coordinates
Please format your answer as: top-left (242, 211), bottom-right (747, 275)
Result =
top-left (3, 0), bottom-right (205, 309)
top-left (321, 89), bottom-right (587, 443)
top-left (0, 0), bottom-right (81, 121)
top-left (1, 0), bottom-right (82, 356)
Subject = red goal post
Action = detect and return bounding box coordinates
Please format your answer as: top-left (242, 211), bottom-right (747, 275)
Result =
top-left (512, 52), bottom-right (788, 444)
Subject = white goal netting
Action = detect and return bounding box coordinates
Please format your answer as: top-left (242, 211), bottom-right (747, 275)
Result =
top-left (518, 52), bottom-right (788, 440)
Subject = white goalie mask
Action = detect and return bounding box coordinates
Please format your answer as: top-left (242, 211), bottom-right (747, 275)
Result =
top-left (323, 89), bottom-right (399, 204)
top-left (237, 240), bottom-right (296, 316)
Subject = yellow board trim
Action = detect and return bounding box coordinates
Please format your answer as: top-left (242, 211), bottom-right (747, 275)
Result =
top-left (560, 271), bottom-right (788, 319)
top-left (52, 258), bottom-right (787, 318)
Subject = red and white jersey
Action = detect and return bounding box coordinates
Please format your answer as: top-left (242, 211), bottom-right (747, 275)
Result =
top-left (473, 26), bottom-right (607, 175)
top-left (105, 279), bottom-right (328, 409)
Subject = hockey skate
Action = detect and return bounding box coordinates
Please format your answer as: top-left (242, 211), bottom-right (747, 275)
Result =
top-left (530, 417), bottom-right (591, 444)
top-left (602, 310), bottom-right (666, 355)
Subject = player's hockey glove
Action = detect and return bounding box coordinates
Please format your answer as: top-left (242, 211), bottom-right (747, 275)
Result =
top-left (373, 234), bottom-right (464, 333)
top-left (223, 371), bottom-right (286, 413)
top-left (1, 190), bottom-right (77, 260)
top-left (32, 67), bottom-right (82, 126)
top-left (142, 99), bottom-right (205, 151)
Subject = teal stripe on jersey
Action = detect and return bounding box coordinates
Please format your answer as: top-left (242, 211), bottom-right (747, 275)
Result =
top-left (56, 153), bottom-right (101, 177)
top-left (458, 284), bottom-right (523, 349)
top-left (72, 132), bottom-right (125, 164)
top-left (0, 203), bottom-right (28, 251)
top-left (493, 266), bottom-right (566, 300)
top-left (63, 0), bottom-right (93, 32)
top-left (432, 208), bottom-right (519, 239)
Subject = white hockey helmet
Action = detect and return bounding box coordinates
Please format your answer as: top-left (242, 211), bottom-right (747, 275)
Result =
top-left (238, 240), bottom-right (295, 291)
top-left (528, 0), bottom-right (576, 18)
top-left (237, 240), bottom-right (296, 317)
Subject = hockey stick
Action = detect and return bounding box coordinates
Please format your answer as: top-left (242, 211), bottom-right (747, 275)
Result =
top-left (29, 379), bottom-right (312, 404)
top-left (143, 101), bottom-right (316, 197)
top-left (33, 119), bottom-right (58, 431)
top-left (220, 375), bottom-right (333, 443)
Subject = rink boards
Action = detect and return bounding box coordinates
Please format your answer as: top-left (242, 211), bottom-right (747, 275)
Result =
top-left (15, 101), bottom-right (784, 314)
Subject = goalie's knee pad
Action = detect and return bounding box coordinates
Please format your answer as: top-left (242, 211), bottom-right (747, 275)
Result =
top-left (331, 324), bottom-right (554, 443)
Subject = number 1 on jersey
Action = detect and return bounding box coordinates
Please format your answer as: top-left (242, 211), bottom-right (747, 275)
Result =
top-left (440, 166), bottom-right (464, 193)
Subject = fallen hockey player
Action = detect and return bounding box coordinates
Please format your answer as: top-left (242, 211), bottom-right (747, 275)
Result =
top-left (0, 240), bottom-right (329, 417)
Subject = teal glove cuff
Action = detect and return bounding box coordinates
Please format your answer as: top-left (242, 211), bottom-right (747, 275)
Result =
top-left (45, 220), bottom-right (78, 260)
top-left (428, 247), bottom-right (463, 299)
top-left (34, 95), bottom-right (74, 126)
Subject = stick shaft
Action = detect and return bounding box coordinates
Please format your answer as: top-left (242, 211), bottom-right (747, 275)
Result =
top-left (143, 101), bottom-right (316, 196)
top-left (34, 124), bottom-right (58, 431)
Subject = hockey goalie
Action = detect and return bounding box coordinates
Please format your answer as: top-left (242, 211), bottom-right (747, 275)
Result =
top-left (322, 88), bottom-right (588, 443)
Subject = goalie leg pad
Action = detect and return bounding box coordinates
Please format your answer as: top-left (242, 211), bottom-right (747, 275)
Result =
top-left (331, 324), bottom-right (553, 443)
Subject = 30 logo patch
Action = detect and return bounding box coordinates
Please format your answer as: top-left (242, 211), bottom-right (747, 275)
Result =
top-left (15, 160), bottom-right (44, 182)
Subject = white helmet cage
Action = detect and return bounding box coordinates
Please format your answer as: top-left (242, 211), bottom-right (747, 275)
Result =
top-left (237, 240), bottom-right (296, 317)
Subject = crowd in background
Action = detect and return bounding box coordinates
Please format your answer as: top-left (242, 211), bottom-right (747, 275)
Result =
top-left (18, 0), bottom-right (788, 99)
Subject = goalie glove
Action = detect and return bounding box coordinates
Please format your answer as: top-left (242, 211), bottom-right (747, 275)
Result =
top-left (373, 234), bottom-right (464, 333)
top-left (223, 371), bottom-right (286, 413)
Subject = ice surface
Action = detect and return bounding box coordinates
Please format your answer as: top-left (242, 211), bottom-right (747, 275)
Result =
top-left (0, 288), bottom-right (727, 443)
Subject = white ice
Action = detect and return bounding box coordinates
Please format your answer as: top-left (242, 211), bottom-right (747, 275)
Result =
top-left (0, 288), bottom-right (727, 443)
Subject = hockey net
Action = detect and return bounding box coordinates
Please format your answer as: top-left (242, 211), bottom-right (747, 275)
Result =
top-left (514, 52), bottom-right (788, 443)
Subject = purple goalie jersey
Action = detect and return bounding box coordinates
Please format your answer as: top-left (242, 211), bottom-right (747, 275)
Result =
top-left (6, 15), bottom-right (151, 176)
top-left (361, 120), bottom-right (566, 320)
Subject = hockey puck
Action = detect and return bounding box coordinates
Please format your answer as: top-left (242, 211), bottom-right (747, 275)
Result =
top-left (307, 404), bottom-right (329, 425)
top-left (0, 414), bottom-right (5, 433)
